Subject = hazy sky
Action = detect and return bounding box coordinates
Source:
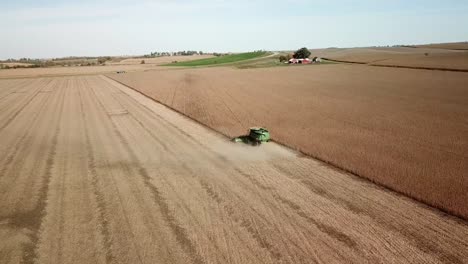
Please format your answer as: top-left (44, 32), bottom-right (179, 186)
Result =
top-left (1, 0), bottom-right (468, 59)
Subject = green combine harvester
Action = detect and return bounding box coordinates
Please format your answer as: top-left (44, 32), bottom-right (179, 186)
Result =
top-left (232, 127), bottom-right (270, 146)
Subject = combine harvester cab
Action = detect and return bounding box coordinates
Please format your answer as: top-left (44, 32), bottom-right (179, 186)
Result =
top-left (232, 127), bottom-right (270, 146)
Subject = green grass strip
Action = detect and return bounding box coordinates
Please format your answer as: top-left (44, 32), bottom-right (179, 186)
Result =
top-left (163, 51), bottom-right (269, 67)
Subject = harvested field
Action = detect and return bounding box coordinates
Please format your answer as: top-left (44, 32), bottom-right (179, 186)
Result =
top-left (106, 55), bottom-right (214, 65)
top-left (0, 64), bottom-right (162, 79)
top-left (313, 47), bottom-right (468, 71)
top-left (414, 42), bottom-right (468, 50)
top-left (1, 75), bottom-right (467, 263)
top-left (109, 64), bottom-right (468, 219)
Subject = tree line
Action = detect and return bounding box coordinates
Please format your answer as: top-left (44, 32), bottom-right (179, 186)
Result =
top-left (145, 51), bottom-right (205, 58)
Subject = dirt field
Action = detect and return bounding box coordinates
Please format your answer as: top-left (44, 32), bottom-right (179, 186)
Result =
top-left (0, 64), bottom-right (164, 79)
top-left (1, 75), bottom-right (467, 263)
top-left (312, 47), bottom-right (468, 70)
top-left (414, 42), bottom-right (468, 50)
top-left (109, 64), bottom-right (468, 220)
top-left (106, 55), bottom-right (214, 65)
top-left (0, 56), bottom-right (214, 79)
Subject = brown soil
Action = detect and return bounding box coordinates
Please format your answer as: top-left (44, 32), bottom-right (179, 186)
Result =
top-left (0, 56), bottom-right (213, 79)
top-left (414, 42), bottom-right (468, 50)
top-left (106, 55), bottom-right (214, 65)
top-left (0, 64), bottom-right (165, 79)
top-left (109, 64), bottom-right (468, 220)
top-left (0, 75), bottom-right (467, 263)
top-left (313, 47), bottom-right (468, 70)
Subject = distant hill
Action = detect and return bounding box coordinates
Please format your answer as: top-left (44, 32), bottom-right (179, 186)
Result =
top-left (311, 43), bottom-right (468, 71)
top-left (412, 42), bottom-right (468, 50)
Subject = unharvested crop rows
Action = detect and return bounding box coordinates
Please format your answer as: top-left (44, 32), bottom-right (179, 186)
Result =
top-left (0, 76), bottom-right (467, 264)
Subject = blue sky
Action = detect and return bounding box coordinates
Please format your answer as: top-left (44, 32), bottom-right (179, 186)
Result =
top-left (1, 0), bottom-right (468, 59)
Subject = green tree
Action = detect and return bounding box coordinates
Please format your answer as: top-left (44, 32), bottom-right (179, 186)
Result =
top-left (293, 47), bottom-right (311, 59)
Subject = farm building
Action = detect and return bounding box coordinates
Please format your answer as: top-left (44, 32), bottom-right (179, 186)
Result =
top-left (288, 58), bottom-right (312, 64)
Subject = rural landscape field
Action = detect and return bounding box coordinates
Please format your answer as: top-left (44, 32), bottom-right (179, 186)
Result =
top-left (2, 0), bottom-right (468, 263)
top-left (1, 72), bottom-right (468, 264)
top-left (312, 44), bottom-right (468, 71)
top-left (0, 55), bottom-right (217, 79)
top-left (109, 60), bottom-right (468, 219)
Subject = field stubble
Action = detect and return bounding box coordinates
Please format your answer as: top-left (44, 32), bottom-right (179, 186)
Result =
top-left (109, 64), bottom-right (468, 220)
top-left (313, 47), bottom-right (468, 71)
top-left (0, 75), bottom-right (467, 263)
